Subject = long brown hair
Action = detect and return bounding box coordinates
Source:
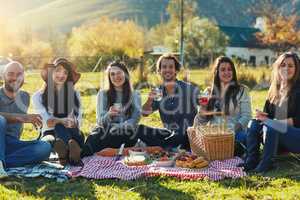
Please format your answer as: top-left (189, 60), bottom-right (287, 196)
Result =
top-left (106, 61), bottom-right (133, 116)
top-left (267, 52), bottom-right (300, 104)
top-left (207, 56), bottom-right (242, 115)
top-left (42, 60), bottom-right (80, 117)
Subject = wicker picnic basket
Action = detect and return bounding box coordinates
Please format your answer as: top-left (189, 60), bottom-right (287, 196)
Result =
top-left (188, 113), bottom-right (235, 161)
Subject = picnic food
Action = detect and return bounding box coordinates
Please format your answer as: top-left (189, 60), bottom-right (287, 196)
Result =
top-left (150, 150), bottom-right (176, 167)
top-left (96, 148), bottom-right (118, 157)
top-left (175, 154), bottom-right (209, 169)
top-left (123, 155), bottom-right (148, 166)
top-left (97, 146), bottom-right (164, 157)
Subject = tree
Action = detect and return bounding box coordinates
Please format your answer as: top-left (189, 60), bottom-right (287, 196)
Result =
top-left (251, 0), bottom-right (300, 54)
top-left (18, 39), bottom-right (53, 69)
top-left (165, 17), bottom-right (228, 66)
top-left (167, 0), bottom-right (198, 22)
top-left (146, 0), bottom-right (198, 49)
top-left (68, 17), bottom-right (144, 71)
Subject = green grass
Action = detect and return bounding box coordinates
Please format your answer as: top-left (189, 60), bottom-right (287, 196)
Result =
top-left (2, 68), bottom-right (300, 200)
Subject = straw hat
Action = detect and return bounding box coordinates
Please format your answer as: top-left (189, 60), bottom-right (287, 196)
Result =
top-left (41, 58), bottom-right (81, 84)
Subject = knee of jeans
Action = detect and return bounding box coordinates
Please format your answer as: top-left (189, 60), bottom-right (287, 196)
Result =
top-left (54, 123), bottom-right (65, 130)
top-left (0, 115), bottom-right (7, 129)
top-left (264, 126), bottom-right (278, 137)
top-left (33, 141), bottom-right (51, 160)
top-left (247, 119), bottom-right (261, 132)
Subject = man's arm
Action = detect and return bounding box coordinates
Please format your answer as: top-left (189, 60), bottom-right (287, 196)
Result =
top-left (0, 112), bottom-right (42, 127)
top-left (142, 98), bottom-right (154, 116)
top-left (142, 88), bottom-right (159, 116)
top-left (0, 112), bottom-right (26, 123)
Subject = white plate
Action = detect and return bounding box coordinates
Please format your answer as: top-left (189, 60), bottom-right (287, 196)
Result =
top-left (152, 160), bottom-right (175, 167)
top-left (128, 150), bottom-right (147, 156)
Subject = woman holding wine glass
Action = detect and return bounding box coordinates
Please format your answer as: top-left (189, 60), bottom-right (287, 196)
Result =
top-left (81, 61), bottom-right (142, 157)
top-left (192, 56), bottom-right (252, 156)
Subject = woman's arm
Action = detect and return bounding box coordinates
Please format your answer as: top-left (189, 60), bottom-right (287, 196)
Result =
top-left (32, 90), bottom-right (54, 127)
top-left (96, 90), bottom-right (111, 126)
top-left (123, 91), bottom-right (142, 126)
top-left (237, 87), bottom-right (252, 129)
top-left (75, 91), bottom-right (83, 127)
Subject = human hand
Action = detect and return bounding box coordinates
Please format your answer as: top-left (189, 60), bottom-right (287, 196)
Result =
top-left (17, 114), bottom-right (42, 128)
top-left (234, 123), bottom-right (243, 132)
top-left (255, 109), bottom-right (268, 122)
top-left (62, 118), bottom-right (76, 128)
top-left (108, 106), bottom-right (120, 117)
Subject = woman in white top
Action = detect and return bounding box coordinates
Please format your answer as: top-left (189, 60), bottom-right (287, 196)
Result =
top-left (32, 58), bottom-right (84, 166)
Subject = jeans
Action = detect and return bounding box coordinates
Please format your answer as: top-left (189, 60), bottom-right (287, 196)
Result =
top-left (82, 125), bottom-right (138, 157)
top-left (0, 115), bottom-right (51, 168)
top-left (246, 119), bottom-right (300, 170)
top-left (54, 124), bottom-right (85, 147)
top-left (135, 124), bottom-right (192, 149)
top-left (235, 129), bottom-right (247, 144)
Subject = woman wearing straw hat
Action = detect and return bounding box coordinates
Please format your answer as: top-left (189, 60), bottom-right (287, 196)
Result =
top-left (32, 58), bottom-right (84, 166)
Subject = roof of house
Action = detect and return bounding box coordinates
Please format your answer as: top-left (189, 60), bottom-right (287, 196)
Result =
top-left (219, 26), bottom-right (263, 48)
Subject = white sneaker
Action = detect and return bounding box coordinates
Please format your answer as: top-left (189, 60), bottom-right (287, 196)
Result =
top-left (0, 161), bottom-right (8, 179)
top-left (0, 170), bottom-right (8, 179)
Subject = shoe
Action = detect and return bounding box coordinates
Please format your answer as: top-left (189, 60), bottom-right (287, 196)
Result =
top-left (0, 164), bottom-right (8, 179)
top-left (252, 162), bottom-right (274, 173)
top-left (68, 139), bottom-right (82, 165)
top-left (53, 139), bottom-right (68, 166)
top-left (240, 160), bottom-right (259, 172)
top-left (237, 163), bottom-right (245, 168)
top-left (234, 142), bottom-right (246, 157)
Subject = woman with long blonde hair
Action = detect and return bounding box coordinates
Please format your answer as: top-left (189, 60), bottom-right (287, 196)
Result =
top-left (243, 52), bottom-right (300, 173)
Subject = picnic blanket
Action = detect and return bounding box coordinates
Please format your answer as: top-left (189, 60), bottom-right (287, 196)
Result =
top-left (6, 161), bottom-right (70, 182)
top-left (69, 156), bottom-right (246, 181)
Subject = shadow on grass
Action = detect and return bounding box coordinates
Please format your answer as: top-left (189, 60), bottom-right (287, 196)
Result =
top-left (1, 177), bottom-right (98, 199)
top-left (93, 177), bottom-right (195, 200)
top-left (1, 176), bottom-right (194, 200)
top-left (217, 154), bottom-right (300, 191)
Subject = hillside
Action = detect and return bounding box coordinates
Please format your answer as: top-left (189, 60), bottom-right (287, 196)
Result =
top-left (2, 0), bottom-right (300, 32)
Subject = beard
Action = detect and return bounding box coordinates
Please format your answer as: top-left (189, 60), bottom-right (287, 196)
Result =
top-left (4, 79), bottom-right (24, 92)
top-left (162, 73), bottom-right (176, 82)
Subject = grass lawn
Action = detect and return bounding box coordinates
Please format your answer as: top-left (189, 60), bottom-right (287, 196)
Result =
top-left (1, 69), bottom-right (300, 200)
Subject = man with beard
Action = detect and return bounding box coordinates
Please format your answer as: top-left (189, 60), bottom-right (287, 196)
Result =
top-left (139, 53), bottom-right (199, 149)
top-left (0, 61), bottom-right (51, 178)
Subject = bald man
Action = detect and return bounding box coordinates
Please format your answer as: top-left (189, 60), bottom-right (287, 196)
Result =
top-left (0, 61), bottom-right (51, 178)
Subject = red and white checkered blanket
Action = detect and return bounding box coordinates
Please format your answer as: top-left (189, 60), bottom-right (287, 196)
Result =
top-left (69, 156), bottom-right (246, 181)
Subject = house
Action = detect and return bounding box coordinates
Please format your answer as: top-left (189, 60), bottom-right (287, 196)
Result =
top-left (219, 26), bottom-right (276, 66)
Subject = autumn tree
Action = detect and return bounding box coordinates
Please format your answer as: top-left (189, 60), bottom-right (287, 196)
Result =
top-left (251, 0), bottom-right (300, 54)
top-left (68, 17), bottom-right (144, 71)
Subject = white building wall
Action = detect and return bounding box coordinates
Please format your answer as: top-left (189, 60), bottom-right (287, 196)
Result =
top-left (225, 47), bottom-right (277, 66)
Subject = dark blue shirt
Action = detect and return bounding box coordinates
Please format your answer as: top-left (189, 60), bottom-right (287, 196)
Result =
top-left (152, 80), bottom-right (199, 147)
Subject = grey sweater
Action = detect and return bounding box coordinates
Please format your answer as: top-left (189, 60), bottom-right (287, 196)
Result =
top-left (194, 85), bottom-right (252, 133)
top-left (96, 90), bottom-right (141, 127)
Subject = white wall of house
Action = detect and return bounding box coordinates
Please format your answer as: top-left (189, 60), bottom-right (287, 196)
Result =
top-left (225, 47), bottom-right (276, 66)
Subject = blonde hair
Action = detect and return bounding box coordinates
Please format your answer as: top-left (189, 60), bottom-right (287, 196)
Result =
top-left (267, 52), bottom-right (300, 104)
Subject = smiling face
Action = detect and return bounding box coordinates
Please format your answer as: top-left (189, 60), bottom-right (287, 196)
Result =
top-left (109, 66), bottom-right (126, 89)
top-left (218, 62), bottom-right (233, 85)
top-left (158, 58), bottom-right (177, 82)
top-left (52, 65), bottom-right (69, 86)
top-left (4, 62), bottom-right (24, 92)
top-left (279, 57), bottom-right (296, 82)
